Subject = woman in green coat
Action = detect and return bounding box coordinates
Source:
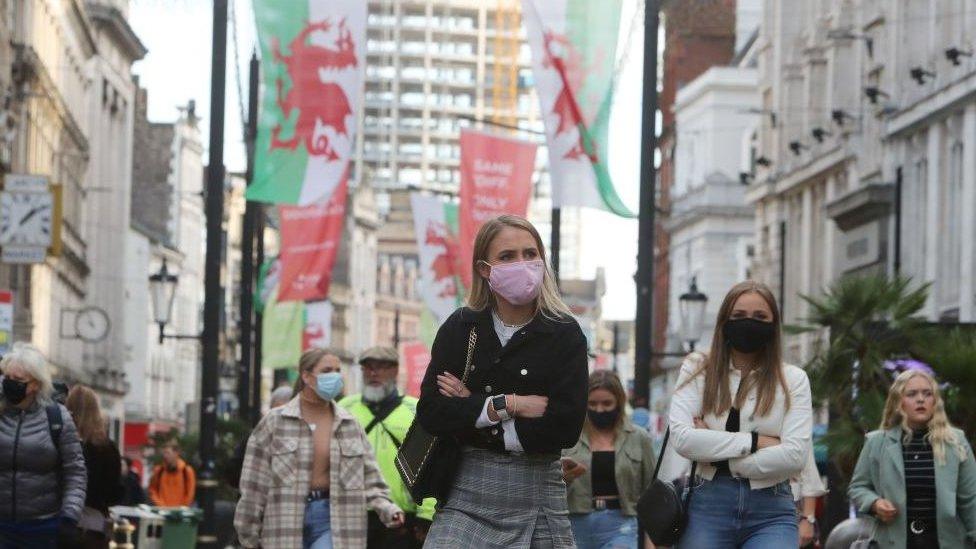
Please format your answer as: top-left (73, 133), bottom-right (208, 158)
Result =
top-left (849, 369), bottom-right (976, 548)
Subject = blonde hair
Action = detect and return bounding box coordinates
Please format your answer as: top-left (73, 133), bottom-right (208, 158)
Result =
top-left (586, 370), bottom-right (628, 433)
top-left (881, 369), bottom-right (967, 465)
top-left (467, 215), bottom-right (572, 320)
top-left (0, 342), bottom-right (53, 405)
top-left (292, 347), bottom-right (340, 394)
top-left (65, 385), bottom-right (108, 444)
top-left (678, 281), bottom-right (789, 417)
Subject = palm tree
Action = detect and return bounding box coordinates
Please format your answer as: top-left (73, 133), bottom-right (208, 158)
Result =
top-left (796, 274), bottom-right (929, 482)
top-left (914, 327), bottom-right (976, 447)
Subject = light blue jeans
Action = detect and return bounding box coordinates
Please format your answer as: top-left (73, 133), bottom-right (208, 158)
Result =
top-left (303, 498), bottom-right (333, 549)
top-left (570, 509), bottom-right (638, 549)
top-left (677, 475), bottom-right (798, 548)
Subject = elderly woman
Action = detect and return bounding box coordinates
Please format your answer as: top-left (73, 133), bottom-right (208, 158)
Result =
top-left (0, 342), bottom-right (87, 547)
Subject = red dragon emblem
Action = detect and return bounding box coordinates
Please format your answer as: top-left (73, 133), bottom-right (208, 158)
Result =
top-left (542, 30), bottom-right (599, 163)
top-left (425, 222), bottom-right (462, 299)
top-left (270, 19), bottom-right (357, 160)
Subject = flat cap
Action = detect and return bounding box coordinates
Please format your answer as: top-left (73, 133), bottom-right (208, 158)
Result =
top-left (358, 346), bottom-right (399, 365)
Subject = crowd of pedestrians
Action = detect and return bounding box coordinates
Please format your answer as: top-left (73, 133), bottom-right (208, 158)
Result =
top-left (1, 214), bottom-right (975, 549)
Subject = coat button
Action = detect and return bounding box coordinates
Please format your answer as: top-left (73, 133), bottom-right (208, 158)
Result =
top-left (485, 385), bottom-right (493, 393)
top-left (493, 357), bottom-right (501, 364)
top-left (491, 429), bottom-right (499, 436)
top-left (520, 369), bottom-right (528, 376)
top-left (471, 365), bottom-right (476, 371)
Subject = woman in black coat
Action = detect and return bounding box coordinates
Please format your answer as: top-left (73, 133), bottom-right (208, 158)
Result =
top-left (417, 215), bottom-right (589, 549)
top-left (65, 385), bottom-right (122, 549)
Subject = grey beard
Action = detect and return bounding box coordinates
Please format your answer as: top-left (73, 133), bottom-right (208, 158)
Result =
top-left (362, 381), bottom-right (397, 403)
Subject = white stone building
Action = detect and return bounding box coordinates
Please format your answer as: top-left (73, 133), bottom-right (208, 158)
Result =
top-left (749, 1), bottom-right (976, 364)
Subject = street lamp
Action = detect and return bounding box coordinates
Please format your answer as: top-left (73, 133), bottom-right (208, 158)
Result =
top-left (149, 260), bottom-right (200, 344)
top-left (678, 276), bottom-right (708, 352)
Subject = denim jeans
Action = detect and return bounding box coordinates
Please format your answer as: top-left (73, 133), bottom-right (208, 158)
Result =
top-left (303, 499), bottom-right (333, 549)
top-left (0, 517), bottom-right (59, 549)
top-left (570, 509), bottom-right (638, 549)
top-left (678, 475), bottom-right (798, 549)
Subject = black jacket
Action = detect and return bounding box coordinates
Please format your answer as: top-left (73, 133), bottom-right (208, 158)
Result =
top-left (81, 440), bottom-right (123, 513)
top-left (416, 307), bottom-right (588, 455)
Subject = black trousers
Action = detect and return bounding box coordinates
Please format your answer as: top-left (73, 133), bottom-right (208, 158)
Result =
top-left (367, 512), bottom-right (428, 549)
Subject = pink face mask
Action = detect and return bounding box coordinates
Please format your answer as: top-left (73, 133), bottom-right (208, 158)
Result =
top-left (484, 259), bottom-right (545, 306)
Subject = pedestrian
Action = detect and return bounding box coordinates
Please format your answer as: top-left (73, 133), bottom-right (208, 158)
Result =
top-left (668, 281), bottom-right (813, 548)
top-left (0, 342), bottom-right (87, 548)
top-left (561, 370), bottom-right (655, 549)
top-left (417, 214), bottom-right (588, 548)
top-left (234, 347), bottom-right (404, 549)
top-left (119, 457), bottom-right (146, 507)
top-left (848, 369), bottom-right (976, 549)
top-left (791, 450), bottom-right (825, 548)
top-left (225, 386), bottom-right (294, 491)
top-left (148, 440), bottom-right (196, 507)
top-left (339, 346), bottom-right (436, 548)
top-left (65, 385), bottom-right (123, 548)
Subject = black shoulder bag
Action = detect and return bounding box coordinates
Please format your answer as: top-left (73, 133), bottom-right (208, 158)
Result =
top-left (395, 327), bottom-right (477, 505)
top-left (636, 427), bottom-right (698, 547)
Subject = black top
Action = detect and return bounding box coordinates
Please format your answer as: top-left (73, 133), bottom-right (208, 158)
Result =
top-left (591, 451), bottom-right (619, 498)
top-left (82, 439), bottom-right (123, 513)
top-left (713, 407), bottom-right (740, 476)
top-left (416, 307), bottom-right (589, 455)
top-left (903, 429), bottom-right (937, 524)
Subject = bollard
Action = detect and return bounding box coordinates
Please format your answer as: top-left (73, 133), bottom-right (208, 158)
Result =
top-left (109, 517), bottom-right (136, 549)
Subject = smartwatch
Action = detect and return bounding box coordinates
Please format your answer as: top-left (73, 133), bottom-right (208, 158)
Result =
top-left (491, 394), bottom-right (510, 421)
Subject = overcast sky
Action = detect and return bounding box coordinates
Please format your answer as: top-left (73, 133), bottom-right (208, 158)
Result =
top-left (129, 0), bottom-right (646, 320)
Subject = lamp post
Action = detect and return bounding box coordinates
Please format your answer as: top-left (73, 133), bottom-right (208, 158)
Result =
top-left (149, 260), bottom-right (199, 343)
top-left (678, 276), bottom-right (708, 352)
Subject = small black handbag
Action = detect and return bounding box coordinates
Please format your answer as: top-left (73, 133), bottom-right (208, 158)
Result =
top-left (636, 427), bottom-right (698, 547)
top-left (395, 327), bottom-right (477, 504)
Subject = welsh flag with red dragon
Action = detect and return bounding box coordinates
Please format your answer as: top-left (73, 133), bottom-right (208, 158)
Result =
top-left (523, 0), bottom-right (634, 217)
top-left (249, 0), bottom-right (366, 205)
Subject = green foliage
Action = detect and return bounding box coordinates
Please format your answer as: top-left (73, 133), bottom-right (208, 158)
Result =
top-left (913, 327), bottom-right (976, 448)
top-left (798, 274), bottom-right (930, 485)
top-left (146, 418), bottom-right (250, 500)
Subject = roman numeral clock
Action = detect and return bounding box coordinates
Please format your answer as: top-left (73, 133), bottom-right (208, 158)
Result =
top-left (0, 174), bottom-right (57, 264)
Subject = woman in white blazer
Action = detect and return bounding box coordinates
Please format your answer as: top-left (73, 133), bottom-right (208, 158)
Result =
top-left (669, 281), bottom-right (813, 548)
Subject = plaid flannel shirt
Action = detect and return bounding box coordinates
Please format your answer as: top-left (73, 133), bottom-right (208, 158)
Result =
top-left (234, 396), bottom-right (401, 548)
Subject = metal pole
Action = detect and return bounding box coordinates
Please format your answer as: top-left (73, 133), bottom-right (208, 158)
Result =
top-left (393, 305), bottom-right (401, 348)
top-left (237, 52), bottom-right (259, 424)
top-left (250, 210), bottom-right (265, 427)
top-left (633, 0), bottom-right (660, 410)
top-left (893, 166), bottom-right (902, 275)
top-left (199, 1), bottom-right (227, 545)
top-left (550, 207), bottom-right (561, 286)
top-left (611, 321), bottom-right (619, 373)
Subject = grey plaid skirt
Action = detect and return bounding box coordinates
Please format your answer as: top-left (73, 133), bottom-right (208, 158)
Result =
top-left (424, 446), bottom-right (576, 548)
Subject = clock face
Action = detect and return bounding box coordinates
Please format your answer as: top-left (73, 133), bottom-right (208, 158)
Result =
top-left (75, 307), bottom-right (110, 343)
top-left (0, 191), bottom-right (53, 247)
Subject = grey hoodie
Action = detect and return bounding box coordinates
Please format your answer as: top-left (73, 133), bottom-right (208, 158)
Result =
top-left (0, 399), bottom-right (87, 521)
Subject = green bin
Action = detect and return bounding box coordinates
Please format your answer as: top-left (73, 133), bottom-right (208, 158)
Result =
top-left (160, 507), bottom-right (202, 549)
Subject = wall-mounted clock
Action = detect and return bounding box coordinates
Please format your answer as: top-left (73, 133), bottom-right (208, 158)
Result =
top-left (0, 190), bottom-right (53, 248)
top-left (75, 306), bottom-right (110, 343)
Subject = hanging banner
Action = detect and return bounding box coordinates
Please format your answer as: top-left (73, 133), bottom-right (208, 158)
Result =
top-left (303, 300), bottom-right (334, 350)
top-left (262, 286), bottom-right (305, 370)
top-left (400, 341), bottom-right (431, 398)
top-left (458, 129), bottom-right (537, 290)
top-left (0, 290), bottom-right (12, 355)
top-left (254, 258), bottom-right (281, 314)
top-left (249, 0), bottom-right (366, 205)
top-left (410, 194), bottom-right (463, 327)
top-left (522, 0), bottom-right (634, 217)
top-left (277, 177), bottom-right (347, 302)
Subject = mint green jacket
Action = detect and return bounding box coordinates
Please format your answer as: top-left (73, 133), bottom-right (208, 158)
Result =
top-left (562, 419), bottom-right (656, 516)
top-left (848, 427), bottom-right (976, 548)
top-left (339, 394), bottom-right (437, 521)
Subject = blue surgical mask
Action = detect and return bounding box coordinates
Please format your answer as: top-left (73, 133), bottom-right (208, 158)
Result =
top-left (313, 372), bottom-right (344, 401)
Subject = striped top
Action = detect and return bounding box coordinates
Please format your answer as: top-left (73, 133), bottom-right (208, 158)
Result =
top-left (902, 429), bottom-right (937, 523)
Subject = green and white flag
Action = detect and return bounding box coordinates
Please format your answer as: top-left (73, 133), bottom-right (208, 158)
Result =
top-left (523, 0), bottom-right (634, 217)
top-left (248, 0), bottom-right (367, 205)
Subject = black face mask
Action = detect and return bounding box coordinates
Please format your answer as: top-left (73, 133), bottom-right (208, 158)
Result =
top-left (2, 377), bottom-right (28, 405)
top-left (723, 318), bottom-right (776, 354)
top-left (587, 408), bottom-right (620, 430)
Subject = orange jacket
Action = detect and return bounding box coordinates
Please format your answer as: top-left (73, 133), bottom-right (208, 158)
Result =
top-left (148, 458), bottom-right (196, 507)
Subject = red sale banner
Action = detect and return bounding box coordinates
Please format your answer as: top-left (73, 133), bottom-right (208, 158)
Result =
top-left (400, 341), bottom-right (431, 398)
top-left (458, 129), bottom-right (537, 289)
top-left (278, 177), bottom-right (348, 301)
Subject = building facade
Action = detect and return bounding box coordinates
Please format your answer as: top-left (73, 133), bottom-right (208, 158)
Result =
top-left (749, 1), bottom-right (976, 364)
